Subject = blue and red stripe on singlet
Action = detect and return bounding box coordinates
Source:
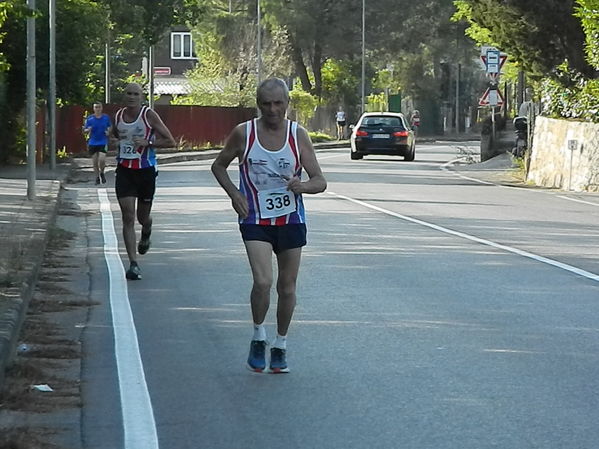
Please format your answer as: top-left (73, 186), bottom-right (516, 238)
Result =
top-left (238, 119), bottom-right (305, 226)
top-left (115, 106), bottom-right (157, 170)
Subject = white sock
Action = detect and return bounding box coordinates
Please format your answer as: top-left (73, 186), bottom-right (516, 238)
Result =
top-left (273, 333), bottom-right (287, 350)
top-left (253, 324), bottom-right (267, 341)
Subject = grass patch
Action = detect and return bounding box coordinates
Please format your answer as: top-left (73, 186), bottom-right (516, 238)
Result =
top-left (0, 428), bottom-right (61, 449)
top-left (309, 131), bottom-right (335, 143)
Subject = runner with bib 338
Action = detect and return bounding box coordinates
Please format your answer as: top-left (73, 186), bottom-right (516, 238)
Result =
top-left (211, 77), bottom-right (327, 374)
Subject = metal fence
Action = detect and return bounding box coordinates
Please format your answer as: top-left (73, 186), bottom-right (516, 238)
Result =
top-left (48, 104), bottom-right (257, 155)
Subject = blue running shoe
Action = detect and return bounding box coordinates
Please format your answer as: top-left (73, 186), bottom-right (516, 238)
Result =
top-left (247, 340), bottom-right (267, 372)
top-left (269, 348), bottom-right (289, 374)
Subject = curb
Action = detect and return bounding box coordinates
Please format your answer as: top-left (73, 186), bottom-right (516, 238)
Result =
top-left (0, 164), bottom-right (72, 390)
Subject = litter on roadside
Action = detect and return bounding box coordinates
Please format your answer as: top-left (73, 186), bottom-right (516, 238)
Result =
top-left (31, 384), bottom-right (54, 392)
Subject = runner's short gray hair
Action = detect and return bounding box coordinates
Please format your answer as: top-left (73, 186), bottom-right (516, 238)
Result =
top-left (257, 78), bottom-right (289, 102)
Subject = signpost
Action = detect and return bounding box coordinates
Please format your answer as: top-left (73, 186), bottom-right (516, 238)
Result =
top-left (479, 47), bottom-right (508, 141)
top-left (479, 85), bottom-right (505, 107)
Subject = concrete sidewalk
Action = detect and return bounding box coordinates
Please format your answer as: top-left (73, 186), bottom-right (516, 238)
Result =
top-left (1, 137), bottom-right (506, 389)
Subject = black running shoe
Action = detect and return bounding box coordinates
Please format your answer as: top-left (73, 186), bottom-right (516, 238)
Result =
top-left (95, 177), bottom-right (101, 185)
top-left (125, 261), bottom-right (142, 280)
top-left (138, 232), bottom-right (151, 255)
top-left (100, 172), bottom-right (106, 184)
top-left (247, 340), bottom-right (267, 372)
top-left (269, 347), bottom-right (289, 373)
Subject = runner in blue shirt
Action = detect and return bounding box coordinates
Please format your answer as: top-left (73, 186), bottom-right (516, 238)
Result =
top-left (84, 102), bottom-right (112, 184)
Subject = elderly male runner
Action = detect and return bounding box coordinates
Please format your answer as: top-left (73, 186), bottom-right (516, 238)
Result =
top-left (111, 82), bottom-right (176, 280)
top-left (212, 77), bottom-right (327, 373)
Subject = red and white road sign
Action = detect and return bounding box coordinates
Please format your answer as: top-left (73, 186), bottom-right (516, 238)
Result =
top-left (480, 51), bottom-right (508, 79)
top-left (479, 87), bottom-right (505, 107)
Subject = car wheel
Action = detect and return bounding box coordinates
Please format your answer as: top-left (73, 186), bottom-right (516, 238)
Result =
top-left (350, 152), bottom-right (363, 160)
top-left (404, 145), bottom-right (415, 161)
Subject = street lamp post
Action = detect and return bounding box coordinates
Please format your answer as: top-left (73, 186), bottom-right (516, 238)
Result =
top-left (257, 0), bottom-right (262, 84)
top-left (361, 0), bottom-right (365, 114)
top-left (49, 0), bottom-right (56, 170)
top-left (26, 0), bottom-right (36, 199)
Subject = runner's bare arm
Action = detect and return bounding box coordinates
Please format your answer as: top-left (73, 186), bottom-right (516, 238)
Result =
top-left (286, 126), bottom-right (327, 195)
top-left (141, 109), bottom-right (177, 149)
top-left (211, 124), bottom-right (249, 218)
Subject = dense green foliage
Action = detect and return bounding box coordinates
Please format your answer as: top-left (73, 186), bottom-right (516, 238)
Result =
top-left (0, 0), bottom-right (596, 162)
top-left (453, 0), bottom-right (598, 122)
top-left (0, 0), bottom-right (204, 162)
top-left (289, 85), bottom-right (318, 126)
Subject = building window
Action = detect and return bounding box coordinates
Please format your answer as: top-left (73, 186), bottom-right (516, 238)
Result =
top-left (171, 32), bottom-right (196, 59)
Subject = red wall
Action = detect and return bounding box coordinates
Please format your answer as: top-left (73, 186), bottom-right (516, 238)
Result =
top-left (55, 104), bottom-right (257, 154)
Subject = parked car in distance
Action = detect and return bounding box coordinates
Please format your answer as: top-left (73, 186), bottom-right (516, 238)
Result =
top-left (349, 112), bottom-right (415, 161)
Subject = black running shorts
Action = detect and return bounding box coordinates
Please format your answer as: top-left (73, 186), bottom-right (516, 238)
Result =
top-left (115, 164), bottom-right (158, 203)
top-left (88, 144), bottom-right (107, 154)
top-left (240, 224), bottom-right (307, 254)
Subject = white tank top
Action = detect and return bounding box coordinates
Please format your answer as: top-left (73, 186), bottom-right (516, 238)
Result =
top-left (238, 119), bottom-right (305, 226)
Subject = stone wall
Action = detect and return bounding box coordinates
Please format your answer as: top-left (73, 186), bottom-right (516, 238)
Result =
top-left (528, 117), bottom-right (599, 192)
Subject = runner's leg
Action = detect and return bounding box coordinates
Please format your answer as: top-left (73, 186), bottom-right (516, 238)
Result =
top-left (275, 247), bottom-right (302, 336)
top-left (118, 196), bottom-right (137, 263)
top-left (136, 200), bottom-right (153, 238)
top-left (92, 151), bottom-right (99, 180)
top-left (244, 240), bottom-right (274, 326)
top-left (98, 151), bottom-right (106, 176)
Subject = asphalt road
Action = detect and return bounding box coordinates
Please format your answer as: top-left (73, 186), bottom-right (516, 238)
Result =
top-left (79, 143), bottom-right (599, 449)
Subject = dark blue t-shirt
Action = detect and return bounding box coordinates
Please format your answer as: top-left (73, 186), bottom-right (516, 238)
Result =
top-left (85, 114), bottom-right (111, 146)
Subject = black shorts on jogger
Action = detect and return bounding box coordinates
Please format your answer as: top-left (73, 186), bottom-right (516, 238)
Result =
top-left (115, 164), bottom-right (158, 203)
top-left (88, 144), bottom-right (107, 155)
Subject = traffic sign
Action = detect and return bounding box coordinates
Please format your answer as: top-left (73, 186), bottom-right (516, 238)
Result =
top-left (480, 48), bottom-right (508, 79)
top-left (486, 49), bottom-right (500, 74)
top-left (479, 87), bottom-right (504, 107)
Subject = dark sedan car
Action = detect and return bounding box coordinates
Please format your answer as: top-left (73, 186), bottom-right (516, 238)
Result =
top-left (350, 112), bottom-right (415, 161)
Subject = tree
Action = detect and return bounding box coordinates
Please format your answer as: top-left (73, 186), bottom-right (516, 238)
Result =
top-left (179, 0), bottom-right (292, 106)
top-left (263, 0), bottom-right (362, 97)
top-left (454, 0), bottom-right (598, 122)
top-left (575, 0), bottom-right (599, 70)
top-left (0, 0), bottom-right (111, 162)
top-left (453, 0), bottom-right (593, 80)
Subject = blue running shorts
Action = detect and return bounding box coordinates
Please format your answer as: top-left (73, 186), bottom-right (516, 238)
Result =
top-left (240, 224), bottom-right (307, 254)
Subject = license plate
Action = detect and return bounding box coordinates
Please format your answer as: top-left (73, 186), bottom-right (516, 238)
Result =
top-left (372, 134), bottom-right (389, 139)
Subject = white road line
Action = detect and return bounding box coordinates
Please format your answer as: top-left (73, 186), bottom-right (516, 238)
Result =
top-left (441, 159), bottom-right (495, 185)
top-left (327, 191), bottom-right (599, 283)
top-left (98, 189), bottom-right (160, 449)
top-left (443, 159), bottom-right (599, 207)
top-left (557, 195), bottom-right (599, 207)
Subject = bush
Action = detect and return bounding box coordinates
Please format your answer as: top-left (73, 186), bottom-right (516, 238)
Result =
top-left (309, 131), bottom-right (335, 143)
top-left (289, 87), bottom-right (318, 126)
top-left (541, 65), bottom-right (599, 123)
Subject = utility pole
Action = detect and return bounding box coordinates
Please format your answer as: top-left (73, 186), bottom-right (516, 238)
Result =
top-left (27, 0), bottom-right (36, 199)
top-left (455, 63), bottom-right (460, 133)
top-left (49, 0), bottom-right (56, 170)
top-left (148, 46), bottom-right (154, 108)
top-left (517, 70), bottom-right (525, 113)
top-left (105, 34), bottom-right (111, 104)
top-left (257, 0), bottom-right (262, 84)
top-left (361, 0), bottom-right (365, 114)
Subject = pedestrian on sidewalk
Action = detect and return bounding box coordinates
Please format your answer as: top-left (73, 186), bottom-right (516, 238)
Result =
top-left (335, 106), bottom-right (346, 140)
top-left (110, 82), bottom-right (176, 281)
top-left (211, 77), bottom-right (327, 373)
top-left (83, 102), bottom-right (111, 185)
top-left (410, 109), bottom-right (421, 136)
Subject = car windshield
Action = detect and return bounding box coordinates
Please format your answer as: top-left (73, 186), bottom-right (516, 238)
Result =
top-left (362, 116), bottom-right (403, 127)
